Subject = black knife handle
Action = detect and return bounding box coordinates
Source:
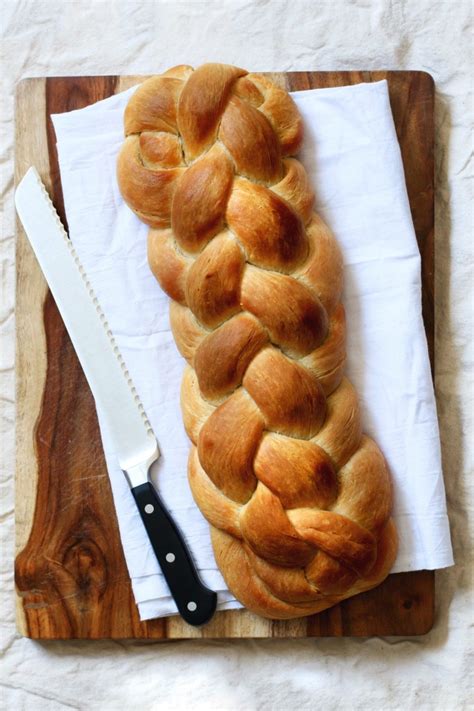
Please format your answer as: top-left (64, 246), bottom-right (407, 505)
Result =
top-left (131, 481), bottom-right (217, 626)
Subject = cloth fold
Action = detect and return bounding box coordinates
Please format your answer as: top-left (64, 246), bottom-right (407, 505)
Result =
top-left (51, 79), bottom-right (453, 621)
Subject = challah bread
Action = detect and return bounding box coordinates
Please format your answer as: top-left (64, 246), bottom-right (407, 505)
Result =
top-left (117, 63), bottom-right (398, 619)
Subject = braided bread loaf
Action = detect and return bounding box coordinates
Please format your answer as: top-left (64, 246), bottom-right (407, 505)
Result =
top-left (117, 63), bottom-right (398, 619)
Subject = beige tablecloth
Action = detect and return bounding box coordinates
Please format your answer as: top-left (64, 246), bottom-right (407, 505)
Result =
top-left (1, 1), bottom-right (472, 709)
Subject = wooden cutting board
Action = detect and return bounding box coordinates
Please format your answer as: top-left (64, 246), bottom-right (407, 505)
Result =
top-left (14, 71), bottom-right (435, 639)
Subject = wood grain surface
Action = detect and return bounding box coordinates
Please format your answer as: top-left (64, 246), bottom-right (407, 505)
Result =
top-left (14, 71), bottom-right (435, 639)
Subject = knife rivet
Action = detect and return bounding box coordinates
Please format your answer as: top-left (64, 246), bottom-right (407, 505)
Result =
top-left (144, 504), bottom-right (154, 514)
top-left (165, 553), bottom-right (175, 563)
top-left (187, 601), bottom-right (197, 612)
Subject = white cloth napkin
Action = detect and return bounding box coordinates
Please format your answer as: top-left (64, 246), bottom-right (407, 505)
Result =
top-left (51, 79), bottom-right (453, 621)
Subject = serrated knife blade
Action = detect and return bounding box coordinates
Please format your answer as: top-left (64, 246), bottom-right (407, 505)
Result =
top-left (15, 167), bottom-right (217, 626)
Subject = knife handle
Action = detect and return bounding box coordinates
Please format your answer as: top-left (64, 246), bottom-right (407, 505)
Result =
top-left (131, 481), bottom-right (217, 626)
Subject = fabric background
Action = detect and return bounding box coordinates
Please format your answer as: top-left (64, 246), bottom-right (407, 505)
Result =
top-left (1, 1), bottom-right (472, 709)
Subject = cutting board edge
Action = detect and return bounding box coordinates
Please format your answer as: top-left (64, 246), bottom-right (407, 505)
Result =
top-left (15, 69), bottom-right (435, 82)
top-left (14, 568), bottom-right (436, 639)
top-left (14, 76), bottom-right (52, 639)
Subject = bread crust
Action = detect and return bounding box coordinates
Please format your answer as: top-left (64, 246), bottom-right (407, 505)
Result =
top-left (117, 63), bottom-right (398, 619)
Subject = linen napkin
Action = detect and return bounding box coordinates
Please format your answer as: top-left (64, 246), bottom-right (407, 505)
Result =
top-left (51, 79), bottom-right (453, 621)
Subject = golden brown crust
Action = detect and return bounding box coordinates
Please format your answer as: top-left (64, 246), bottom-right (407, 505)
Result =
top-left (194, 314), bottom-right (268, 401)
top-left (185, 232), bottom-right (244, 329)
top-left (117, 63), bottom-right (398, 619)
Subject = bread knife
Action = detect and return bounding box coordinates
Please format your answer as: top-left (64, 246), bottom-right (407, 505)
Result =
top-left (15, 167), bottom-right (217, 627)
